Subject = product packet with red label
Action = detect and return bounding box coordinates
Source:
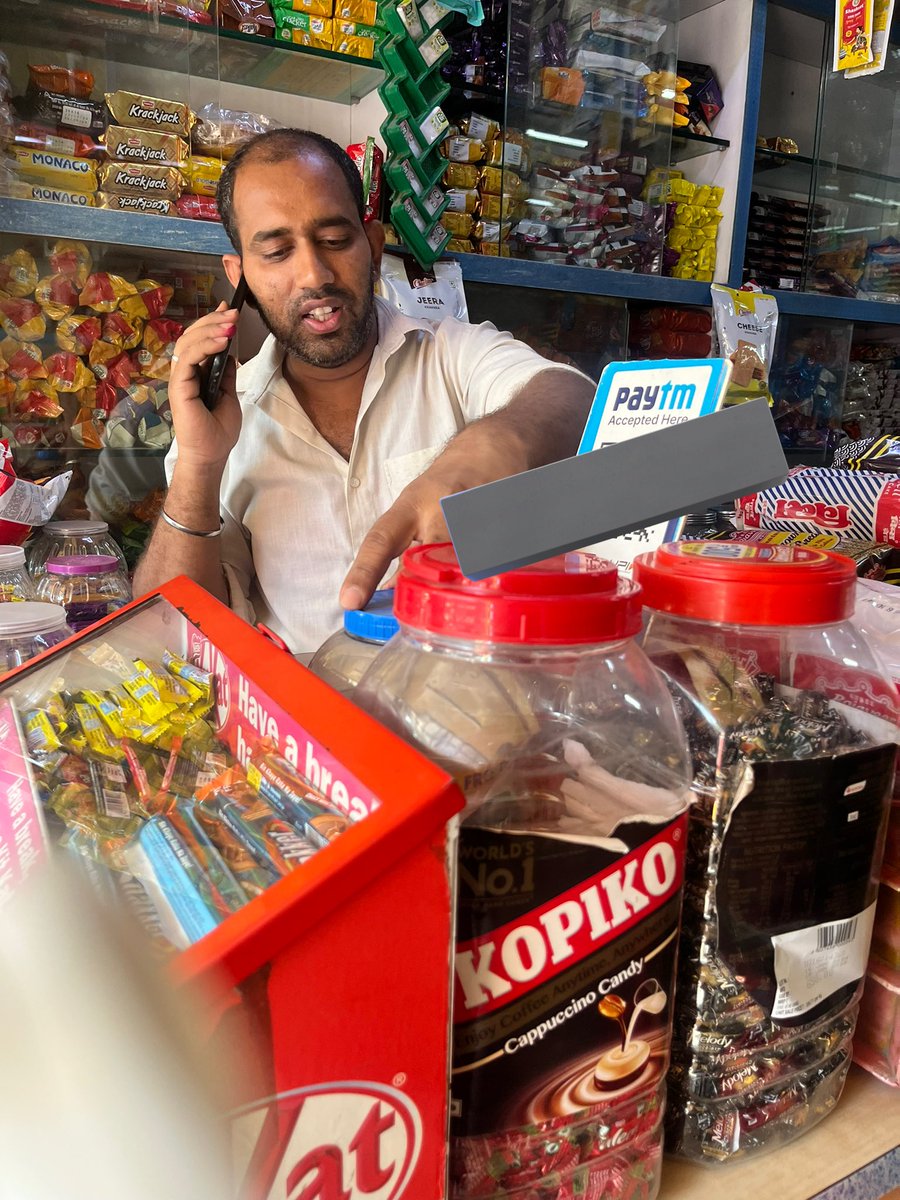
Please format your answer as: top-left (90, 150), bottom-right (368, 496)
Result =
top-left (739, 466), bottom-right (900, 546)
top-left (346, 136), bottom-right (384, 222)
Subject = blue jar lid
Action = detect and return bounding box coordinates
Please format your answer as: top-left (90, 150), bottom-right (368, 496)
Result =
top-left (343, 589), bottom-right (399, 644)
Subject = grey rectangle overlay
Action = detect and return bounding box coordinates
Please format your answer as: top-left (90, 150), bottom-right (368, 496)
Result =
top-left (441, 398), bottom-right (789, 579)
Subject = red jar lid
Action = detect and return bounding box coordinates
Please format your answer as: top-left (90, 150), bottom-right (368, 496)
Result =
top-left (394, 543), bottom-right (642, 645)
top-left (632, 541), bottom-right (857, 626)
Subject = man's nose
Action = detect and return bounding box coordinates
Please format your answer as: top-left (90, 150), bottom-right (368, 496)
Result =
top-left (293, 241), bottom-right (335, 292)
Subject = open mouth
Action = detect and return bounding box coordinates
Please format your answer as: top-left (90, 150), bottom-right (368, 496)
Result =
top-left (301, 304), bottom-right (344, 335)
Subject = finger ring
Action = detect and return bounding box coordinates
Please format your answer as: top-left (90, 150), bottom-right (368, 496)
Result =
top-left (171, 354), bottom-right (179, 364)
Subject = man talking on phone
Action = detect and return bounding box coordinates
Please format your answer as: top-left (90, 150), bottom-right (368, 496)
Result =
top-left (133, 129), bottom-right (595, 655)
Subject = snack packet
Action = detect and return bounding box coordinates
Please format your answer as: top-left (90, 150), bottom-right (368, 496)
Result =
top-left (346, 137), bottom-right (383, 222)
top-left (739, 465), bottom-right (900, 546)
top-left (0, 294), bottom-right (46, 341)
top-left (34, 273), bottom-right (80, 320)
top-left (98, 162), bottom-right (186, 200)
top-left (0, 249), bottom-right (38, 298)
top-left (3, 342), bottom-right (46, 382)
top-left (49, 239), bottom-right (92, 284)
top-left (79, 272), bottom-right (139, 313)
top-left (27, 64), bottom-right (94, 99)
top-left (103, 125), bottom-right (189, 166)
top-left (175, 194), bottom-right (220, 221)
top-left (102, 310), bottom-right (145, 351)
top-left (379, 251), bottom-right (469, 323)
top-left (15, 379), bottom-right (63, 419)
top-left (45, 350), bottom-right (95, 393)
top-left (105, 90), bottom-right (194, 138)
top-left (56, 313), bottom-right (102, 355)
top-left (711, 284), bottom-right (778, 406)
top-left (185, 155), bottom-right (224, 197)
top-left (119, 279), bottom-right (174, 321)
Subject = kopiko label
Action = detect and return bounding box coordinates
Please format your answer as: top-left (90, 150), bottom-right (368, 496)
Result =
top-left (451, 814), bottom-right (687, 1139)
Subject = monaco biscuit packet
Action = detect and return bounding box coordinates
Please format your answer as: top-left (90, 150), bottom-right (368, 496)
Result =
top-left (12, 146), bottom-right (99, 191)
top-left (105, 90), bottom-right (194, 137)
top-left (98, 162), bottom-right (186, 199)
top-left (103, 125), bottom-right (189, 166)
top-left (2, 180), bottom-right (96, 207)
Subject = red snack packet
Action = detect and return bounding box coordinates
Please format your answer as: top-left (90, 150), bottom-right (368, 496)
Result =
top-left (14, 122), bottom-right (104, 160)
top-left (143, 317), bottom-right (184, 355)
top-left (95, 378), bottom-right (119, 417)
top-left (89, 343), bottom-right (134, 389)
top-left (27, 64), bottom-right (95, 100)
top-left (5, 342), bottom-right (47, 382)
top-left (0, 295), bottom-right (46, 341)
top-left (346, 136), bottom-right (383, 222)
top-left (119, 279), bottom-right (174, 322)
top-left (102, 310), bottom-right (144, 350)
top-left (79, 271), bottom-right (138, 313)
top-left (174, 194), bottom-right (220, 222)
top-left (0, 249), bottom-right (39, 298)
top-left (35, 273), bottom-right (80, 320)
top-left (740, 466), bottom-right (900, 546)
top-left (15, 379), bottom-right (63, 419)
top-left (49, 239), bottom-right (93, 284)
top-left (45, 350), bottom-right (95, 393)
top-left (56, 313), bottom-right (102, 355)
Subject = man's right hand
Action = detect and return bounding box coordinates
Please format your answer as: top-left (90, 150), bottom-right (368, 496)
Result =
top-left (168, 301), bottom-right (243, 470)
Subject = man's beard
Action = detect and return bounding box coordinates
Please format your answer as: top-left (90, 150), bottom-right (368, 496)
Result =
top-left (256, 278), bottom-right (377, 369)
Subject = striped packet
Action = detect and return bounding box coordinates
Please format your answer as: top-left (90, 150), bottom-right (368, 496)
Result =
top-left (739, 465), bottom-right (900, 545)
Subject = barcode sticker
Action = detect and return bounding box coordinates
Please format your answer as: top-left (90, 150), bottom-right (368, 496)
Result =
top-left (100, 788), bottom-right (130, 819)
top-left (61, 104), bottom-right (92, 130)
top-left (771, 903), bottom-right (876, 1019)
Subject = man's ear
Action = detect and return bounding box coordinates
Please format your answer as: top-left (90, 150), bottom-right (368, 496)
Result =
top-left (223, 254), bottom-right (243, 290)
top-left (365, 219), bottom-right (386, 275)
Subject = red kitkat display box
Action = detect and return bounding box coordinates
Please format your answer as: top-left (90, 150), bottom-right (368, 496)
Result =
top-left (0, 577), bottom-right (464, 1200)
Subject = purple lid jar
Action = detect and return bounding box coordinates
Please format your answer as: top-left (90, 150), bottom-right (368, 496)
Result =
top-left (46, 555), bottom-right (121, 576)
top-left (37, 555), bottom-right (132, 633)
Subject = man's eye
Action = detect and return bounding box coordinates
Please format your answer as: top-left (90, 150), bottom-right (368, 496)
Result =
top-left (263, 248), bottom-right (290, 261)
top-left (322, 238), bottom-right (351, 250)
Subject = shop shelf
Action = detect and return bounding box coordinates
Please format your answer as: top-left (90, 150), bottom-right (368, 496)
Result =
top-left (449, 252), bottom-right (714, 305)
top-left (0, 0), bottom-right (383, 104)
top-left (769, 286), bottom-right (900, 325)
top-left (0, 197), bottom-right (232, 255)
top-left (670, 129), bottom-right (730, 162)
top-left (754, 148), bottom-right (900, 201)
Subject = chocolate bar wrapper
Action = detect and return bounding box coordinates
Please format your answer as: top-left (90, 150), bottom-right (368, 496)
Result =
top-left (98, 162), bottom-right (186, 200)
top-left (104, 125), bottom-right (189, 167)
top-left (166, 803), bottom-right (248, 917)
top-left (191, 802), bottom-right (279, 898)
top-left (247, 748), bottom-right (351, 848)
top-left (739, 466), bottom-right (900, 546)
top-left (105, 90), bottom-right (194, 137)
top-left (19, 89), bottom-right (106, 136)
top-left (97, 189), bottom-right (178, 214)
top-left (124, 816), bottom-right (222, 947)
top-left (201, 770), bottom-right (319, 876)
top-left (833, 435), bottom-right (900, 475)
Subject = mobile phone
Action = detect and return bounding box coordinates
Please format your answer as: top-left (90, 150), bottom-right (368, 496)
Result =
top-left (200, 274), bottom-right (248, 410)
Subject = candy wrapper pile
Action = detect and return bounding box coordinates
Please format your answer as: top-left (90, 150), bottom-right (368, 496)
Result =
top-left (0, 240), bottom-right (180, 455)
top-left (15, 638), bottom-right (355, 952)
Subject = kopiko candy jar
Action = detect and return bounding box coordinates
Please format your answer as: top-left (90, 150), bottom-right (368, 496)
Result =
top-left (356, 545), bottom-right (691, 1200)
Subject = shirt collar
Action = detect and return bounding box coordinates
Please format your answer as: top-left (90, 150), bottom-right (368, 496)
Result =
top-left (236, 296), bottom-right (435, 410)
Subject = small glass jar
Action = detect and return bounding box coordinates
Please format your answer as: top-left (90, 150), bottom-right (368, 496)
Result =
top-left (0, 602), bottom-right (71, 672)
top-left (0, 545), bottom-right (36, 602)
top-left (27, 520), bottom-right (128, 579)
top-left (309, 590), bottom-right (399, 696)
top-left (36, 555), bottom-right (132, 633)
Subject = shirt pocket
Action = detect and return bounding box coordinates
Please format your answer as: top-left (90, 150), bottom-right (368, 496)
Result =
top-left (383, 445), bottom-right (441, 500)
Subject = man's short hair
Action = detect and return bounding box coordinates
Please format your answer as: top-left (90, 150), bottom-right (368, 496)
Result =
top-left (217, 129), bottom-right (365, 252)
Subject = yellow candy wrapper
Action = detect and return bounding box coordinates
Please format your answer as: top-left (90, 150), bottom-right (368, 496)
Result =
top-left (0, 249), bottom-right (39, 298)
top-left (79, 272), bottom-right (139, 313)
top-left (35, 273), bottom-right (80, 321)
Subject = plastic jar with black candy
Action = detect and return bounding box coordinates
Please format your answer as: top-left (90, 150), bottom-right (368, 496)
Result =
top-left (356, 545), bottom-right (692, 1200)
top-left (633, 542), bottom-right (898, 1164)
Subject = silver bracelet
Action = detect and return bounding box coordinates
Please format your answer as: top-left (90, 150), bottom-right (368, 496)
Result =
top-left (160, 509), bottom-right (224, 539)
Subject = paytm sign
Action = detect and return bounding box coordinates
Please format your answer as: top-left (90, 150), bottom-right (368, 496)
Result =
top-left (579, 360), bottom-right (731, 450)
top-left (577, 358), bottom-right (732, 569)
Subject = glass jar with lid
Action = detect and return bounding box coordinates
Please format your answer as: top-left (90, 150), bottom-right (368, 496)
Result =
top-left (27, 520), bottom-right (128, 579)
top-left (633, 541), bottom-right (899, 1164)
top-left (309, 590), bottom-right (399, 696)
top-left (0, 545), bottom-right (36, 603)
top-left (356, 545), bottom-right (691, 1200)
top-left (0, 602), bottom-right (71, 672)
top-left (35, 555), bottom-right (132, 633)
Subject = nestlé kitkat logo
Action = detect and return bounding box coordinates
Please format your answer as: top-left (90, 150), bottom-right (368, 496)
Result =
top-left (234, 1082), bottom-right (422, 1200)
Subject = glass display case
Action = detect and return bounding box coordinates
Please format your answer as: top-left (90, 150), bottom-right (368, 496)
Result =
top-left (747, 1), bottom-right (900, 304)
top-left (438, 0), bottom-right (730, 282)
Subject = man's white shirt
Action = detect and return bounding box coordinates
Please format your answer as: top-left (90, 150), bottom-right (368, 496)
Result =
top-left (165, 297), bottom-right (587, 654)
